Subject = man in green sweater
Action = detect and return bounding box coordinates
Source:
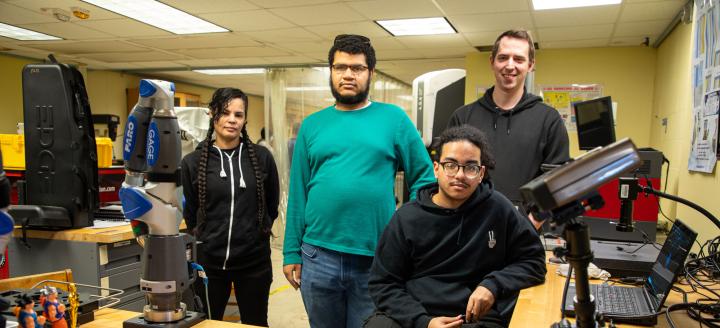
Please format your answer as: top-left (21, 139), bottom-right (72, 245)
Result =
top-left (282, 34), bottom-right (435, 328)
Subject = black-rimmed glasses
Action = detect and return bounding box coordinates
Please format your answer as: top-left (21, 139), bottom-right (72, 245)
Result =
top-left (439, 161), bottom-right (483, 179)
top-left (331, 64), bottom-right (368, 75)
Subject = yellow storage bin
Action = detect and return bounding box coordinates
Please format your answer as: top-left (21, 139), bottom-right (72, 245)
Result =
top-left (95, 137), bottom-right (113, 168)
top-left (0, 134), bottom-right (25, 170)
top-left (0, 134), bottom-right (113, 170)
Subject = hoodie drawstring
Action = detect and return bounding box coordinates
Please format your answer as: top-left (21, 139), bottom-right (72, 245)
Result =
top-left (213, 145), bottom-right (229, 178)
top-left (213, 143), bottom-right (246, 188)
top-left (237, 143), bottom-right (246, 188)
top-left (492, 111), bottom-right (499, 130)
top-left (457, 214), bottom-right (465, 245)
top-left (507, 110), bottom-right (513, 135)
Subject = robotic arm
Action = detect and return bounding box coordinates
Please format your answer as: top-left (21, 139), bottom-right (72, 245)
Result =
top-left (119, 79), bottom-right (202, 327)
top-left (120, 79), bottom-right (182, 236)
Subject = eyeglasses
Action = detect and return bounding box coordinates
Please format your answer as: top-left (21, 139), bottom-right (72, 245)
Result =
top-left (331, 64), bottom-right (368, 75)
top-left (439, 161), bottom-right (483, 179)
top-left (334, 34), bottom-right (370, 44)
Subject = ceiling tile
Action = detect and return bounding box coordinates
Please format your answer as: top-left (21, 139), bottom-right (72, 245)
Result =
top-left (128, 34), bottom-right (261, 50)
top-left (123, 61), bottom-right (187, 69)
top-left (248, 0), bottom-right (340, 9)
top-left (368, 37), bottom-right (409, 51)
top-left (275, 41), bottom-right (333, 53)
top-left (244, 28), bottom-right (323, 44)
top-left (0, 2), bottom-right (57, 24)
top-left (435, 0), bottom-right (529, 15)
top-left (346, 0), bottom-right (442, 20)
top-left (375, 48), bottom-right (429, 60)
top-left (305, 21), bottom-right (389, 40)
top-left (532, 5), bottom-right (621, 27)
top-left (614, 20), bottom-right (670, 37)
top-left (270, 3), bottom-right (365, 26)
top-left (413, 46), bottom-right (476, 58)
top-left (172, 59), bottom-right (232, 67)
top-left (537, 24), bottom-right (614, 42)
top-left (463, 30), bottom-right (508, 46)
top-left (21, 22), bottom-right (115, 40)
top-left (396, 34), bottom-right (471, 48)
top-left (22, 41), bottom-right (147, 54)
top-left (200, 10), bottom-right (296, 32)
top-left (175, 46), bottom-right (291, 59)
top-left (540, 38), bottom-right (610, 48)
top-left (6, 0), bottom-right (120, 21)
top-left (265, 55), bottom-right (319, 64)
top-left (162, 0), bottom-right (260, 14)
top-left (619, 1), bottom-right (684, 22)
top-left (75, 19), bottom-right (172, 38)
top-left (301, 51), bottom-right (332, 61)
top-left (218, 57), bottom-right (274, 65)
top-left (449, 12), bottom-right (533, 33)
top-left (83, 51), bottom-right (187, 63)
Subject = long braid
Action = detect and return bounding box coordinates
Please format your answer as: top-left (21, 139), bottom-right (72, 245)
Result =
top-left (241, 126), bottom-right (268, 234)
top-left (195, 117), bottom-right (215, 235)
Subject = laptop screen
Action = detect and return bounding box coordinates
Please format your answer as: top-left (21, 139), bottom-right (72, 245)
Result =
top-left (644, 219), bottom-right (697, 311)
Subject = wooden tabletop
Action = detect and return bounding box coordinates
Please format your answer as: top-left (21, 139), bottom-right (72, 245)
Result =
top-left (510, 257), bottom-right (702, 328)
top-left (81, 308), bottom-right (261, 328)
top-left (12, 221), bottom-right (187, 244)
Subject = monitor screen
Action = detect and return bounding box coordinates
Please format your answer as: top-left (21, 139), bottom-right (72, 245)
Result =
top-left (573, 96), bottom-right (615, 150)
top-left (644, 219), bottom-right (697, 311)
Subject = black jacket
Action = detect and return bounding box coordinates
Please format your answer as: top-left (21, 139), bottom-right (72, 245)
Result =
top-left (181, 140), bottom-right (279, 272)
top-left (369, 181), bottom-right (546, 328)
top-left (447, 87), bottom-right (569, 204)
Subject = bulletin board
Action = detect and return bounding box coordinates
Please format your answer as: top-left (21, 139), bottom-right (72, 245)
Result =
top-left (539, 84), bottom-right (603, 132)
top-left (688, 0), bottom-right (720, 173)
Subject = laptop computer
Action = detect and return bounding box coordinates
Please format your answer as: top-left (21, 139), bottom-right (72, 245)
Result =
top-left (562, 219), bottom-right (697, 326)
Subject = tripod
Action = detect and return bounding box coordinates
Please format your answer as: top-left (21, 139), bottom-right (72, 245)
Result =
top-left (549, 193), bottom-right (606, 328)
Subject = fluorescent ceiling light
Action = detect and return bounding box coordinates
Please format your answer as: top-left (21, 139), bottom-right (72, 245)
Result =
top-left (193, 68), bottom-right (265, 75)
top-left (0, 22), bottom-right (61, 40)
top-left (81, 0), bottom-right (228, 34)
top-left (375, 17), bottom-right (456, 36)
top-left (532, 0), bottom-right (621, 10)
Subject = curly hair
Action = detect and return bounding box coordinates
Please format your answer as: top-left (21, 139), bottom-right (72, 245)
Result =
top-left (433, 125), bottom-right (496, 170)
top-left (195, 88), bottom-right (268, 234)
top-left (328, 34), bottom-right (376, 70)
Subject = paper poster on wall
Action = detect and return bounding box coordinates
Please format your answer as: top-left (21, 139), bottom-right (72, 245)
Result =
top-left (539, 84), bottom-right (603, 132)
top-left (689, 0), bottom-right (720, 172)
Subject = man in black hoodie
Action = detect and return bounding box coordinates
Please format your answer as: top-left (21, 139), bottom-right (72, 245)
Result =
top-left (367, 126), bottom-right (546, 328)
top-left (447, 30), bottom-right (569, 229)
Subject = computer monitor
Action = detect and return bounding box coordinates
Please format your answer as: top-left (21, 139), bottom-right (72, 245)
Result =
top-left (574, 96), bottom-right (616, 150)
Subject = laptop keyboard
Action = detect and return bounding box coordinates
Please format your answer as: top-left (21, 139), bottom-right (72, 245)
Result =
top-left (596, 285), bottom-right (641, 315)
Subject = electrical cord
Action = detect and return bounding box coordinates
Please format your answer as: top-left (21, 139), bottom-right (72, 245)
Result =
top-left (560, 265), bottom-right (573, 320)
top-left (190, 262), bottom-right (211, 320)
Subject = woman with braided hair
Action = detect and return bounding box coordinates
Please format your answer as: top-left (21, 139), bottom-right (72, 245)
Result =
top-left (181, 87), bottom-right (279, 326)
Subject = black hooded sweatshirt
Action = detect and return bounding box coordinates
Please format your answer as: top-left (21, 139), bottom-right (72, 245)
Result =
top-left (447, 87), bottom-right (569, 204)
top-left (181, 140), bottom-right (279, 272)
top-left (369, 181), bottom-right (546, 328)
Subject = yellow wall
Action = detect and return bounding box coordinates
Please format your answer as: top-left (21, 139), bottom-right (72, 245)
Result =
top-left (0, 54), bottom-right (264, 160)
top-left (0, 55), bottom-right (37, 135)
top-left (465, 47), bottom-right (657, 158)
top-left (651, 22), bottom-right (720, 244)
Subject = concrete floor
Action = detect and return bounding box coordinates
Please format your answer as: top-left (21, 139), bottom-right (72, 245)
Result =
top-left (220, 245), bottom-right (309, 327)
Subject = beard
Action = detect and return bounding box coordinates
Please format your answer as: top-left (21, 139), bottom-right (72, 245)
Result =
top-left (330, 78), bottom-right (371, 106)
